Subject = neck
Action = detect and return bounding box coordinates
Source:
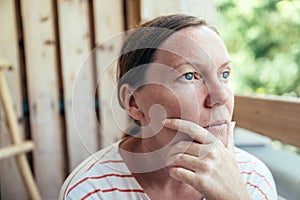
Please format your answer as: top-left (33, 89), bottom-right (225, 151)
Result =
top-left (119, 132), bottom-right (203, 199)
top-left (119, 131), bottom-right (176, 184)
top-left (135, 166), bottom-right (173, 186)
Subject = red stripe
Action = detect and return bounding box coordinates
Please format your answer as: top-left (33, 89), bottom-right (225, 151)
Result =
top-left (241, 170), bottom-right (272, 188)
top-left (81, 189), bottom-right (101, 200)
top-left (62, 156), bottom-right (96, 198)
top-left (86, 159), bottom-right (124, 172)
top-left (238, 160), bottom-right (254, 164)
top-left (63, 146), bottom-right (116, 198)
top-left (246, 182), bottom-right (269, 200)
top-left (86, 146), bottom-right (115, 171)
top-left (100, 160), bottom-right (124, 164)
top-left (67, 174), bottom-right (134, 195)
top-left (102, 188), bottom-right (145, 193)
top-left (81, 188), bottom-right (145, 200)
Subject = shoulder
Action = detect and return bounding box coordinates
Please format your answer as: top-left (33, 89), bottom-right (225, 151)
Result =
top-left (234, 147), bottom-right (277, 200)
top-left (59, 142), bottom-right (146, 200)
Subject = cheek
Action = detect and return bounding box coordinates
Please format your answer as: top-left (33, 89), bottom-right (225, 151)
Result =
top-left (139, 85), bottom-right (200, 120)
top-left (137, 86), bottom-right (181, 119)
top-left (167, 86), bottom-right (203, 122)
top-left (155, 90), bottom-right (182, 117)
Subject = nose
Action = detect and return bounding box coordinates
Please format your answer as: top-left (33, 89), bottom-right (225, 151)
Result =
top-left (204, 81), bottom-right (230, 108)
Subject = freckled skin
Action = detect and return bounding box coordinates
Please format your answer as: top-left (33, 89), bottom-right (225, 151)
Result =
top-left (118, 25), bottom-right (250, 200)
top-left (133, 25), bottom-right (234, 146)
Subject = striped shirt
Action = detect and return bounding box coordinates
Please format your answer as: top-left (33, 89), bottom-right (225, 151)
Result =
top-left (59, 141), bottom-right (277, 200)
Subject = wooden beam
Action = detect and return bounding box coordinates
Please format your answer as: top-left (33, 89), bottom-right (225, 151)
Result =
top-left (125, 0), bottom-right (141, 29)
top-left (233, 95), bottom-right (300, 148)
top-left (0, 141), bottom-right (34, 160)
top-left (0, 59), bottom-right (11, 69)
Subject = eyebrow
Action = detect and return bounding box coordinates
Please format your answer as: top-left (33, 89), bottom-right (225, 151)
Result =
top-left (173, 60), bottom-right (232, 70)
top-left (173, 61), bottom-right (192, 69)
top-left (219, 60), bottom-right (232, 68)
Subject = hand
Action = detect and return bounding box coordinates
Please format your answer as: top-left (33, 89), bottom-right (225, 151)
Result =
top-left (163, 119), bottom-right (250, 200)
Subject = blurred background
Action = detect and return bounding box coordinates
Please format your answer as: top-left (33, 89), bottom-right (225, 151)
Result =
top-left (0, 0), bottom-right (299, 199)
top-left (216, 0), bottom-right (300, 153)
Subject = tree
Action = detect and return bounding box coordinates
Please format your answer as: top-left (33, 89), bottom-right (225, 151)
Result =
top-left (216, 0), bottom-right (300, 97)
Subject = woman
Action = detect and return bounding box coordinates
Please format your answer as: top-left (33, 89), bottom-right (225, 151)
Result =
top-left (60, 14), bottom-right (277, 200)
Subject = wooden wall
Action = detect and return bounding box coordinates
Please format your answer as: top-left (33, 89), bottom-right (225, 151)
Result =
top-left (0, 0), bottom-right (140, 199)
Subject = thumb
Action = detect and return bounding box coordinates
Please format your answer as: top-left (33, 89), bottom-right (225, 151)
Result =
top-left (226, 121), bottom-right (236, 155)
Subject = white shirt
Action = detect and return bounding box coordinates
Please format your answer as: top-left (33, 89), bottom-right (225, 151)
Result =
top-left (60, 141), bottom-right (277, 200)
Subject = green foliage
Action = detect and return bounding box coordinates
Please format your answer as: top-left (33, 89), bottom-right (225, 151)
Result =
top-left (216, 0), bottom-right (300, 97)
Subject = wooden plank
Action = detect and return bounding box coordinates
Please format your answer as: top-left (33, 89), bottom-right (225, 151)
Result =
top-left (20, 0), bottom-right (65, 198)
top-left (125, 0), bottom-right (141, 29)
top-left (93, 0), bottom-right (129, 148)
top-left (0, 0), bottom-right (28, 199)
top-left (57, 0), bottom-right (98, 171)
top-left (233, 95), bottom-right (300, 148)
top-left (93, 0), bottom-right (125, 41)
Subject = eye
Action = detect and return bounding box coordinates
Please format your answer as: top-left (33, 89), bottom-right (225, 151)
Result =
top-left (183, 72), bottom-right (194, 80)
top-left (221, 71), bottom-right (230, 79)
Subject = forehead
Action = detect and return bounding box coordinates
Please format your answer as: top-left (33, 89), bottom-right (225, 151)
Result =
top-left (152, 25), bottom-right (230, 69)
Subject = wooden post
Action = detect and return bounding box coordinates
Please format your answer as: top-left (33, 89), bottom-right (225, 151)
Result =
top-left (0, 65), bottom-right (42, 200)
top-left (20, 0), bottom-right (66, 198)
top-left (57, 0), bottom-right (99, 171)
top-left (125, 0), bottom-right (141, 29)
top-left (93, 0), bottom-right (129, 148)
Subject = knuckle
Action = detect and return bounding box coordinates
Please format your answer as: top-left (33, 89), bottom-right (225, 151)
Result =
top-left (178, 153), bottom-right (187, 162)
top-left (177, 141), bottom-right (187, 149)
top-left (173, 153), bottom-right (184, 163)
top-left (171, 167), bottom-right (179, 176)
top-left (201, 161), bottom-right (214, 173)
top-left (197, 146), bottom-right (208, 159)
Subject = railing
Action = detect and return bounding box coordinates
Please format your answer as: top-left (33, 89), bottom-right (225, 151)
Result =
top-left (233, 94), bottom-right (300, 148)
top-left (233, 95), bottom-right (300, 199)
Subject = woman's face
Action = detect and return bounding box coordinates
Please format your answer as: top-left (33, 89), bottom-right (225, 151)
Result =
top-left (132, 25), bottom-right (234, 146)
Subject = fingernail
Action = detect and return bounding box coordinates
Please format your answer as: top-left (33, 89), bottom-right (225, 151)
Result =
top-left (162, 119), bottom-right (171, 125)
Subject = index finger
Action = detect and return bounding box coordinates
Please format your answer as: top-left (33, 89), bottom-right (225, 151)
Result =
top-left (226, 121), bottom-right (236, 155)
top-left (163, 119), bottom-right (216, 144)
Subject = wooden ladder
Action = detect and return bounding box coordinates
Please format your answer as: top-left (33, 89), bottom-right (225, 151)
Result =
top-left (0, 59), bottom-right (41, 200)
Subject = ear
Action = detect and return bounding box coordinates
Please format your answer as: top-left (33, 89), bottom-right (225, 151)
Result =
top-left (119, 84), bottom-right (144, 120)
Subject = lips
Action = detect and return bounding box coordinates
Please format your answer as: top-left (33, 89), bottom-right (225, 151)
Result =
top-left (203, 120), bottom-right (229, 146)
top-left (203, 120), bottom-right (228, 129)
